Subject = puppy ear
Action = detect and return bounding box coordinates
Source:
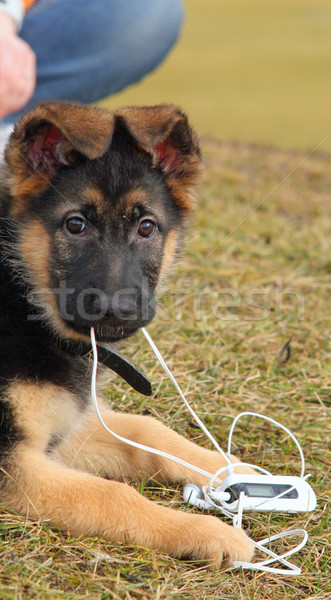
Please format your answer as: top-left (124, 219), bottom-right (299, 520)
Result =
top-left (115, 105), bottom-right (203, 212)
top-left (5, 102), bottom-right (114, 201)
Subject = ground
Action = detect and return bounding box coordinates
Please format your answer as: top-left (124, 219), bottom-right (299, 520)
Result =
top-left (0, 139), bottom-right (330, 599)
top-left (103, 0), bottom-right (331, 152)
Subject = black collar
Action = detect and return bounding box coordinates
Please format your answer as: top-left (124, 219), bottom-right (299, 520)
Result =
top-left (96, 343), bottom-right (152, 396)
top-left (60, 339), bottom-right (152, 396)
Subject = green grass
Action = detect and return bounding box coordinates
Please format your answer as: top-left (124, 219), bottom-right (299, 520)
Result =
top-left (101, 0), bottom-right (331, 152)
top-left (0, 138), bottom-right (330, 598)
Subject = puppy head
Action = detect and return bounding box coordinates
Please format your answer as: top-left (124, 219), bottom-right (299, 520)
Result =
top-left (4, 101), bottom-right (202, 342)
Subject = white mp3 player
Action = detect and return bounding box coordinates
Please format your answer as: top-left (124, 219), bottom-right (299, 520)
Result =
top-left (184, 474), bottom-right (317, 514)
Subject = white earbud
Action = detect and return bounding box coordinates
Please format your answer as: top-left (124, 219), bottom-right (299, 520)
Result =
top-left (183, 484), bottom-right (231, 509)
top-left (206, 487), bottom-right (231, 503)
top-left (183, 484), bottom-right (212, 509)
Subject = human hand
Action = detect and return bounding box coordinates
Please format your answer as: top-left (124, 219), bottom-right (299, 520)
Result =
top-left (0, 12), bottom-right (36, 120)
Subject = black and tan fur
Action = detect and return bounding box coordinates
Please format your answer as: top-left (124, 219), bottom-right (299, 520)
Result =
top-left (0, 102), bottom-right (254, 568)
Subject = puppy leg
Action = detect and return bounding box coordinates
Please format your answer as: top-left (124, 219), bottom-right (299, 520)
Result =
top-left (57, 409), bottom-right (255, 486)
top-left (4, 446), bottom-right (253, 567)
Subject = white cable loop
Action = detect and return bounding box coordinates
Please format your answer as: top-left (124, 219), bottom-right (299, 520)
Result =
top-left (234, 529), bottom-right (308, 574)
top-left (227, 411), bottom-right (305, 478)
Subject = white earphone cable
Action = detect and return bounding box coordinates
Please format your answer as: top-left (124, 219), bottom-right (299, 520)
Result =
top-left (90, 327), bottom-right (310, 575)
top-left (141, 327), bottom-right (232, 464)
top-left (91, 327), bottom-right (228, 483)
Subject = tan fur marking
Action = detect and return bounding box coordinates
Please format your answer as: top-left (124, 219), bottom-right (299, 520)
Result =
top-left (119, 187), bottom-right (167, 222)
top-left (18, 221), bottom-right (91, 343)
top-left (84, 186), bottom-right (104, 210)
top-left (19, 221), bottom-right (50, 288)
top-left (10, 180), bottom-right (50, 216)
top-left (7, 380), bottom-right (82, 450)
top-left (160, 229), bottom-right (181, 276)
top-left (122, 187), bottom-right (149, 208)
top-left (167, 156), bottom-right (203, 212)
top-left (49, 320), bottom-right (92, 343)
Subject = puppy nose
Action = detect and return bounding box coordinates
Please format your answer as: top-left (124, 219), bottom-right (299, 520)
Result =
top-left (110, 293), bottom-right (137, 319)
top-left (91, 292), bottom-right (138, 320)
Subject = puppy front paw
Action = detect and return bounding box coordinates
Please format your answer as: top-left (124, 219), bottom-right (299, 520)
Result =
top-left (177, 514), bottom-right (254, 569)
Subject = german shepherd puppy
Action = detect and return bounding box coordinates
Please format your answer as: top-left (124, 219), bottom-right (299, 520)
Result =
top-left (0, 102), bottom-right (253, 568)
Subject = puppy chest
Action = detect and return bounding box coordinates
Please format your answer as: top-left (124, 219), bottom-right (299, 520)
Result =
top-left (7, 380), bottom-right (85, 450)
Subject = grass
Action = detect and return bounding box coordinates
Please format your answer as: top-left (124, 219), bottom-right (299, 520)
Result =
top-left (0, 138), bottom-right (330, 598)
top-left (101, 0), bottom-right (331, 152)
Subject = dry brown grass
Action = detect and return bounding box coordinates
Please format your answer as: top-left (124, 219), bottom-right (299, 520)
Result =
top-left (1, 139), bottom-right (330, 599)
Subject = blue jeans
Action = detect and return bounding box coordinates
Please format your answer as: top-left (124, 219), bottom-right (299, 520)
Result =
top-left (4, 0), bottom-right (184, 122)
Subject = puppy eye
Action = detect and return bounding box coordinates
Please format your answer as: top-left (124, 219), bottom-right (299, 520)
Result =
top-left (66, 216), bottom-right (86, 235)
top-left (137, 219), bottom-right (156, 238)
